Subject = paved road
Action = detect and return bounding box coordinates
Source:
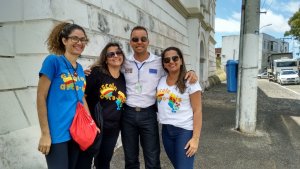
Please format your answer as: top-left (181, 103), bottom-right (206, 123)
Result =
top-left (111, 80), bottom-right (300, 169)
top-left (256, 80), bottom-right (300, 169)
top-left (271, 80), bottom-right (300, 96)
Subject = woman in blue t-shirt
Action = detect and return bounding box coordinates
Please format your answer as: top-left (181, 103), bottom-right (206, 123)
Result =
top-left (37, 22), bottom-right (90, 169)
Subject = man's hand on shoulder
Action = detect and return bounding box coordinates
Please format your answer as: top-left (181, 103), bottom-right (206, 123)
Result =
top-left (185, 70), bottom-right (198, 84)
top-left (84, 68), bottom-right (91, 76)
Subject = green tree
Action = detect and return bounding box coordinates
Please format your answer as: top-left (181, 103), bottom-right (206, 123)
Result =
top-left (284, 9), bottom-right (300, 41)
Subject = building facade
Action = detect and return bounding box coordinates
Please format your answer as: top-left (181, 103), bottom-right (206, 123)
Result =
top-left (215, 47), bottom-right (221, 68)
top-left (0, 0), bottom-right (216, 142)
top-left (220, 33), bottom-right (289, 73)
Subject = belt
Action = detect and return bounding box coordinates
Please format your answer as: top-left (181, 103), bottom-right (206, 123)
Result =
top-left (124, 104), bottom-right (156, 112)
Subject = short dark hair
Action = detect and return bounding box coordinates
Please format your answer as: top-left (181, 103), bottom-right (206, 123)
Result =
top-left (130, 26), bottom-right (148, 37)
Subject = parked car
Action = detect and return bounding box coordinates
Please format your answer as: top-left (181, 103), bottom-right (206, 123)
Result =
top-left (257, 72), bottom-right (268, 79)
top-left (277, 70), bottom-right (300, 85)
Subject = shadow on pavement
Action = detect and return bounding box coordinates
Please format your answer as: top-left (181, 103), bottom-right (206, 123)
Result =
top-left (111, 82), bottom-right (300, 169)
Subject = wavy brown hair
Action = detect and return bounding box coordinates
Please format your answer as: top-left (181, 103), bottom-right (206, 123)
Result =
top-left (161, 46), bottom-right (187, 94)
top-left (90, 42), bottom-right (125, 75)
top-left (46, 22), bottom-right (88, 55)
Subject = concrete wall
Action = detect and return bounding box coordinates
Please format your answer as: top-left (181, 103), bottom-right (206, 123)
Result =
top-left (0, 0), bottom-right (216, 167)
top-left (221, 35), bottom-right (240, 67)
top-left (0, 0), bottom-right (216, 129)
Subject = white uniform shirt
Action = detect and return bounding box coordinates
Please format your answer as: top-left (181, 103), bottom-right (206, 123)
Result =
top-left (121, 52), bottom-right (165, 108)
top-left (156, 76), bottom-right (202, 130)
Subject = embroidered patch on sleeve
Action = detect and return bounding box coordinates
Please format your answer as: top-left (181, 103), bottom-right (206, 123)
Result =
top-left (149, 68), bottom-right (157, 74)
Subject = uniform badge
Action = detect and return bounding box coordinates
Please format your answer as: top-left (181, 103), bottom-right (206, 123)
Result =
top-left (149, 68), bottom-right (157, 74)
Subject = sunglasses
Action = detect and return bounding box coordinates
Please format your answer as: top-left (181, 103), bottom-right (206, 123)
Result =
top-left (131, 36), bottom-right (148, 43)
top-left (106, 51), bottom-right (123, 58)
top-left (163, 55), bottom-right (180, 63)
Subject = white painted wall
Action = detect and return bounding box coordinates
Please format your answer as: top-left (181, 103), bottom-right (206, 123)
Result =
top-left (221, 35), bottom-right (240, 68)
top-left (0, 0), bottom-right (216, 168)
top-left (0, 1), bottom-right (216, 166)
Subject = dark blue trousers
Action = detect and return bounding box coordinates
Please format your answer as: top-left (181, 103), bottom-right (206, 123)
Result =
top-left (121, 105), bottom-right (161, 169)
top-left (162, 124), bottom-right (194, 169)
top-left (45, 139), bottom-right (79, 169)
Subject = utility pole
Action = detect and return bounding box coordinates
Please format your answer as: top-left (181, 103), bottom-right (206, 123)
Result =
top-left (235, 0), bottom-right (260, 133)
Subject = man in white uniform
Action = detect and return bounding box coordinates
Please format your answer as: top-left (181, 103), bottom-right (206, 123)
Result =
top-left (121, 26), bottom-right (163, 169)
top-left (121, 26), bottom-right (196, 169)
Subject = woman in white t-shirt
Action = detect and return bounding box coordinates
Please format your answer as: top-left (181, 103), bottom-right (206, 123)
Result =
top-left (156, 47), bottom-right (202, 169)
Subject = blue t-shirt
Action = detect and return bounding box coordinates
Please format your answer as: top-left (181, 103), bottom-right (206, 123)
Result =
top-left (39, 54), bottom-right (86, 144)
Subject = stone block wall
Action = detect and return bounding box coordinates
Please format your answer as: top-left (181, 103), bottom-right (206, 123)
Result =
top-left (0, 0), bottom-right (216, 132)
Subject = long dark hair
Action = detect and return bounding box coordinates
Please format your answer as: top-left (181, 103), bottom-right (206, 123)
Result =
top-left (46, 22), bottom-right (88, 55)
top-left (161, 47), bottom-right (187, 94)
top-left (90, 42), bottom-right (125, 75)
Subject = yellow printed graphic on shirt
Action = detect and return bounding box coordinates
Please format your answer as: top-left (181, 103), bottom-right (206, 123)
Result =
top-left (100, 83), bottom-right (117, 100)
top-left (116, 91), bottom-right (126, 110)
top-left (156, 89), bottom-right (182, 113)
top-left (60, 73), bottom-right (86, 91)
top-left (168, 93), bottom-right (181, 113)
top-left (156, 90), bottom-right (165, 103)
top-left (99, 83), bottom-right (126, 110)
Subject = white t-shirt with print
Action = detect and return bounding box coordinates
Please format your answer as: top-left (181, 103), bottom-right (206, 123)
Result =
top-left (156, 75), bottom-right (202, 130)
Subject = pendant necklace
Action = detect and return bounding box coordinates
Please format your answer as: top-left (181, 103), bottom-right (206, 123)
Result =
top-left (72, 67), bottom-right (78, 77)
top-left (63, 56), bottom-right (78, 77)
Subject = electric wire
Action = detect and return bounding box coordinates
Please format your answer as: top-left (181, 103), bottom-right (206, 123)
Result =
top-left (261, 0), bottom-right (266, 9)
top-left (265, 0), bottom-right (273, 13)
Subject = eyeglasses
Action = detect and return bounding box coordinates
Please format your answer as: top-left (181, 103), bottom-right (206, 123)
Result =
top-left (106, 51), bottom-right (123, 58)
top-left (163, 55), bottom-right (180, 63)
top-left (68, 36), bottom-right (89, 44)
top-left (131, 37), bottom-right (148, 43)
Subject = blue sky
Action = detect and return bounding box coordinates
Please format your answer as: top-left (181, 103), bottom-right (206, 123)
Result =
top-left (215, 0), bottom-right (300, 58)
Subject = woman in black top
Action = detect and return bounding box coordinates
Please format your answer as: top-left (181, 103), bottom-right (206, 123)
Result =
top-left (76, 42), bottom-right (126, 169)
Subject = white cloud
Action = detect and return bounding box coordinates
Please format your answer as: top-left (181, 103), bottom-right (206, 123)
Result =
top-left (232, 12), bottom-right (241, 20)
top-left (282, 1), bottom-right (300, 13)
top-left (260, 9), bottom-right (290, 33)
top-left (215, 6), bottom-right (292, 34)
top-left (215, 11), bottom-right (241, 33)
top-left (267, 0), bottom-right (300, 14)
top-left (215, 0), bottom-right (299, 54)
top-left (215, 18), bottom-right (240, 33)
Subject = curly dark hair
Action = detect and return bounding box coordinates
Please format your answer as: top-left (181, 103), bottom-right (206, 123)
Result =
top-left (90, 42), bottom-right (125, 75)
top-left (161, 46), bottom-right (187, 94)
top-left (46, 22), bottom-right (88, 55)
